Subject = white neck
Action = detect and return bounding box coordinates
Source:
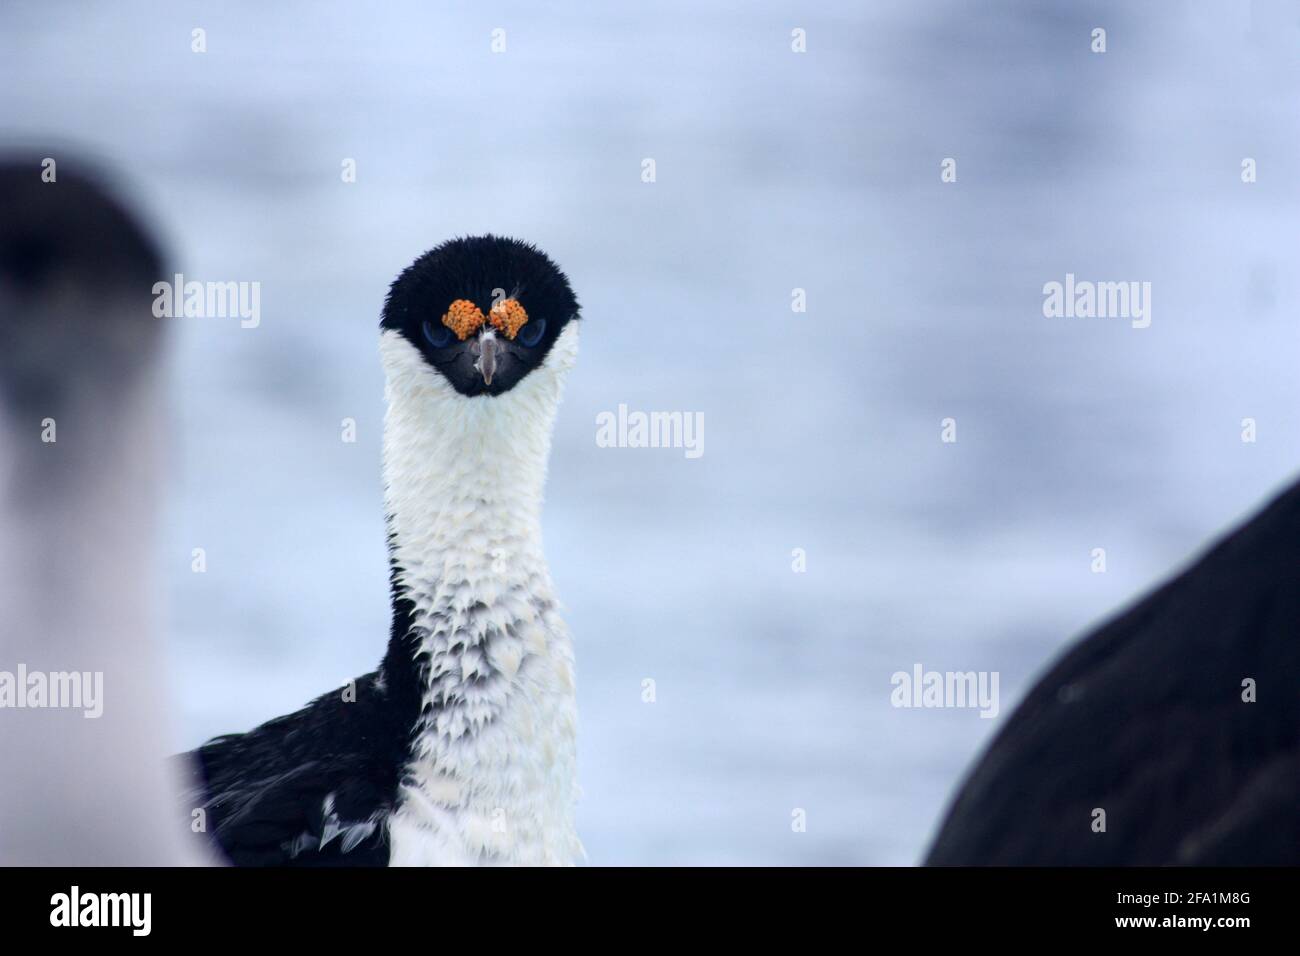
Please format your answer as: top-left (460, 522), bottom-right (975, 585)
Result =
top-left (380, 333), bottom-right (567, 596)
top-left (379, 325), bottom-right (583, 865)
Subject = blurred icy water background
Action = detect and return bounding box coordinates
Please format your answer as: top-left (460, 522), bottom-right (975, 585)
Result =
top-left (3, 1), bottom-right (1297, 864)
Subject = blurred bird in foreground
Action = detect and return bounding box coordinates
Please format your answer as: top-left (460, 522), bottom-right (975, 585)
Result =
top-left (0, 155), bottom-right (207, 864)
top-left (927, 477), bottom-right (1300, 865)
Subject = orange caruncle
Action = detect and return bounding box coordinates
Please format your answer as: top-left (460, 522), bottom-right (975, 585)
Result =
top-left (489, 298), bottom-right (529, 339)
top-left (440, 298), bottom-right (530, 340)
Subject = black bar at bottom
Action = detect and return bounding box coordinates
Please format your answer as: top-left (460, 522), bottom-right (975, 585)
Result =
top-left (0, 866), bottom-right (1283, 940)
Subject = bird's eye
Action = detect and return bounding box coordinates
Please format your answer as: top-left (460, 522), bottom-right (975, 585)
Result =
top-left (422, 319), bottom-right (456, 349)
top-left (517, 317), bottom-right (546, 348)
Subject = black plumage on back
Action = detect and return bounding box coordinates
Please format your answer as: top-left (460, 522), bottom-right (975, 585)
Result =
top-left (926, 478), bottom-right (1300, 865)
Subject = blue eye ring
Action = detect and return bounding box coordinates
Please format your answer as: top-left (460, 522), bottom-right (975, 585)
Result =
top-left (422, 319), bottom-right (456, 349)
top-left (517, 317), bottom-right (546, 348)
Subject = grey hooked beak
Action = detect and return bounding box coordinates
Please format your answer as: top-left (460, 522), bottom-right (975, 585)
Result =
top-left (473, 332), bottom-right (498, 386)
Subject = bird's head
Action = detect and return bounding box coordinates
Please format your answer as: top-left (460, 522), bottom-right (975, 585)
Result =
top-left (380, 235), bottom-right (579, 398)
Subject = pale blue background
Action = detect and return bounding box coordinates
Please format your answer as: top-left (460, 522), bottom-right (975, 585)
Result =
top-left (3, 1), bottom-right (1297, 864)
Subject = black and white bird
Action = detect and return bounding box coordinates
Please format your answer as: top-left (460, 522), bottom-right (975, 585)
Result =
top-left (926, 477), bottom-right (1300, 865)
top-left (181, 236), bottom-right (583, 866)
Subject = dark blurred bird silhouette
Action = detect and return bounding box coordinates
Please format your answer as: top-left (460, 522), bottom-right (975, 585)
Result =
top-left (0, 154), bottom-right (207, 864)
top-left (926, 478), bottom-right (1300, 865)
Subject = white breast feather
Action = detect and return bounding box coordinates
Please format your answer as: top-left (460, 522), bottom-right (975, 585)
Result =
top-left (380, 324), bottom-right (583, 866)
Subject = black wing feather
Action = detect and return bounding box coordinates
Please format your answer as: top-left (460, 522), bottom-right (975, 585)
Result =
top-left (177, 671), bottom-right (413, 867)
